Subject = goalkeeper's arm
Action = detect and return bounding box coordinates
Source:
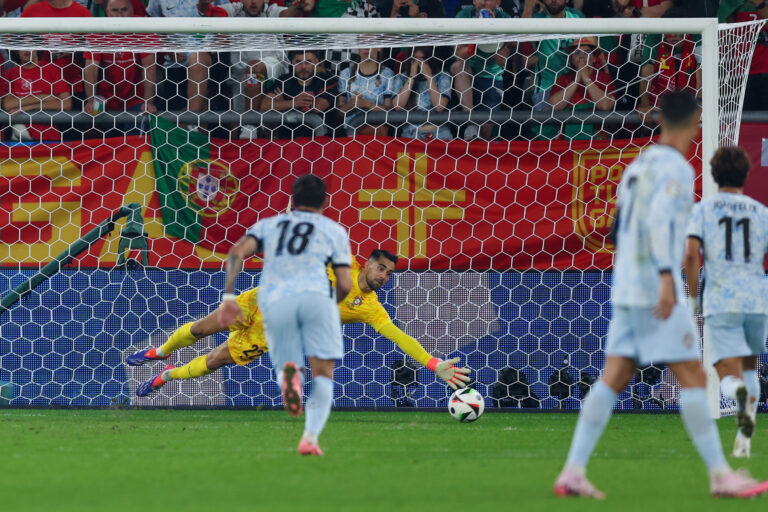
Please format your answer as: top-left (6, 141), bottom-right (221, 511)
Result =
top-left (374, 320), bottom-right (471, 390)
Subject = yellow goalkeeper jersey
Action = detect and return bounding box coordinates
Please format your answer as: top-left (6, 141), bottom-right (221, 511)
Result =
top-left (329, 258), bottom-right (432, 366)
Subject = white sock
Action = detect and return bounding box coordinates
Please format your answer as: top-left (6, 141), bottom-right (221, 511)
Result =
top-left (679, 387), bottom-right (729, 474)
top-left (155, 347), bottom-right (167, 358)
top-left (743, 370), bottom-right (760, 420)
top-left (303, 376), bottom-right (334, 443)
top-left (161, 369), bottom-right (173, 382)
top-left (720, 375), bottom-right (744, 401)
top-left (565, 381), bottom-right (617, 471)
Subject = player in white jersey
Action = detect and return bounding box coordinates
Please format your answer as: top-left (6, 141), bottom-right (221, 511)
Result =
top-left (219, 174), bottom-right (353, 456)
top-left (684, 146), bottom-right (768, 458)
top-left (554, 91), bottom-right (768, 499)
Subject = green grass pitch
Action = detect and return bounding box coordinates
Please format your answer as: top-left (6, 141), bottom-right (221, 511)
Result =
top-left (1, 409), bottom-right (767, 511)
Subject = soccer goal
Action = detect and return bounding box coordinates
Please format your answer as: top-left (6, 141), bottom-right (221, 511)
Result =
top-left (0, 16), bottom-right (764, 417)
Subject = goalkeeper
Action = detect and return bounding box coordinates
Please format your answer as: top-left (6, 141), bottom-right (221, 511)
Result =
top-left (128, 248), bottom-right (471, 395)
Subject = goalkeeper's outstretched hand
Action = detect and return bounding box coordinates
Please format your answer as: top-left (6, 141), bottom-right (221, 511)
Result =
top-left (431, 357), bottom-right (472, 390)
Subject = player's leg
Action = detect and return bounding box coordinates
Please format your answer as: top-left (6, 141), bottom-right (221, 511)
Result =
top-left (669, 359), bottom-right (768, 497)
top-left (734, 313), bottom-right (768, 457)
top-left (710, 313), bottom-right (759, 441)
top-left (135, 342), bottom-right (236, 397)
top-left (554, 355), bottom-right (634, 499)
top-left (126, 311), bottom-right (223, 366)
top-left (260, 298), bottom-right (305, 417)
top-left (299, 357), bottom-right (335, 456)
top-left (296, 294), bottom-right (343, 456)
top-left (128, 289), bottom-right (259, 366)
top-left (733, 355), bottom-right (759, 458)
top-left (556, 306), bottom-right (640, 498)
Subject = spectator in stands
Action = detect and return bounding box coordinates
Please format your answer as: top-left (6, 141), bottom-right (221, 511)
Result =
top-left (341, 0), bottom-right (381, 16)
top-left (308, 0), bottom-right (379, 17)
top-left (451, 0), bottom-right (513, 140)
top-left (392, 46), bottom-right (452, 140)
top-left (146, 0), bottom-right (226, 126)
top-left (523, 0), bottom-right (584, 111)
top-left (83, 0), bottom-right (156, 133)
top-left (3, 0), bottom-right (31, 17)
top-left (720, 0), bottom-right (768, 112)
top-left (548, 37), bottom-right (616, 140)
top-left (637, 30), bottom-right (701, 115)
top-left (20, 0), bottom-right (91, 107)
top-left (261, 49), bottom-right (337, 138)
top-left (612, 0), bottom-right (671, 18)
top-left (1, 49), bottom-right (73, 142)
top-left (383, 0), bottom-right (444, 17)
top-left (196, 0), bottom-right (313, 139)
top-left (338, 47), bottom-right (395, 136)
top-left (90, 0), bottom-right (146, 16)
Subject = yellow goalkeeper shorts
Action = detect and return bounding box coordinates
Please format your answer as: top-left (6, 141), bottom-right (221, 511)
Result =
top-left (226, 288), bottom-right (269, 365)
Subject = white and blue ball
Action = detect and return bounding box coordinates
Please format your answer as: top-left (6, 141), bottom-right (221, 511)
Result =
top-left (449, 388), bottom-right (485, 423)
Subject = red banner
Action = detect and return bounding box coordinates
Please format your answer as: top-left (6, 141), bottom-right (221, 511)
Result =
top-left (0, 134), bottom-right (702, 270)
top-left (739, 122), bottom-right (768, 208)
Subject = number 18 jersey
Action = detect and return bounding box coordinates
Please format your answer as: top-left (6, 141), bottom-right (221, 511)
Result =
top-left (686, 192), bottom-right (768, 316)
top-left (247, 210), bottom-right (351, 308)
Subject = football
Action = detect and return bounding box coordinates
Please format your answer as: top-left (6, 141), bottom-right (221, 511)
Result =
top-left (448, 388), bottom-right (485, 423)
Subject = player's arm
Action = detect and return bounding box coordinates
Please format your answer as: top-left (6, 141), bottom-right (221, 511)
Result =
top-left (333, 265), bottom-right (352, 303)
top-left (330, 226), bottom-right (353, 303)
top-left (683, 237), bottom-right (702, 313)
top-left (219, 235), bottom-right (260, 328)
top-left (684, 204), bottom-right (704, 314)
top-left (372, 316), bottom-right (471, 390)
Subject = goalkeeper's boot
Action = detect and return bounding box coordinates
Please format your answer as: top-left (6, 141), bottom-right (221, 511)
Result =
top-left (735, 385), bottom-right (754, 438)
top-left (126, 348), bottom-right (170, 367)
top-left (553, 468), bottom-right (606, 500)
top-left (711, 469), bottom-right (768, 498)
top-left (281, 362), bottom-right (303, 417)
top-left (298, 438), bottom-right (324, 456)
top-left (732, 433), bottom-right (751, 459)
top-left (136, 365), bottom-right (174, 397)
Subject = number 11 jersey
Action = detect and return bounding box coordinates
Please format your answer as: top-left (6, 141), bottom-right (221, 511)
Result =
top-left (247, 210), bottom-right (351, 308)
top-left (686, 192), bottom-right (768, 316)
top-left (612, 144), bottom-right (695, 308)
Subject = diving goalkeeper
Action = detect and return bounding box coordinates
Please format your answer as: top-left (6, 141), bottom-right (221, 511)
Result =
top-left (127, 248), bottom-right (471, 395)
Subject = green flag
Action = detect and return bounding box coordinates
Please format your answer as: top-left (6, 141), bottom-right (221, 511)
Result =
top-left (150, 115), bottom-right (212, 244)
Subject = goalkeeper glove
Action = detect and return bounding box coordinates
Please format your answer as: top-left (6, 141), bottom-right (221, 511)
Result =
top-left (427, 357), bottom-right (471, 390)
top-left (688, 295), bottom-right (702, 315)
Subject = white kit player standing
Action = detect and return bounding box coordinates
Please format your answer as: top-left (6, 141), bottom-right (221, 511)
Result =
top-left (684, 146), bottom-right (768, 459)
top-left (554, 91), bottom-right (768, 499)
top-left (219, 174), bottom-right (353, 456)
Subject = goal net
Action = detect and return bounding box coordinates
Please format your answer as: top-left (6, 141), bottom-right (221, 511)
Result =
top-left (0, 17), bottom-right (764, 414)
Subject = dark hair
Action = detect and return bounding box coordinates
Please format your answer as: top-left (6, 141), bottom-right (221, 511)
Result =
top-left (660, 90), bottom-right (699, 129)
top-left (288, 49), bottom-right (324, 63)
top-left (711, 146), bottom-right (752, 188)
top-left (292, 174), bottom-right (327, 208)
top-left (369, 248), bottom-right (399, 265)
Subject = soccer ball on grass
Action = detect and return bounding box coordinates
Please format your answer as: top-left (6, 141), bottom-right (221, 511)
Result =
top-left (449, 388), bottom-right (484, 422)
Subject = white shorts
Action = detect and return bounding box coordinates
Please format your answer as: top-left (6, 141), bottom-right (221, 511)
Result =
top-left (605, 304), bottom-right (700, 366)
top-left (259, 292), bottom-right (343, 372)
top-left (705, 313), bottom-right (768, 364)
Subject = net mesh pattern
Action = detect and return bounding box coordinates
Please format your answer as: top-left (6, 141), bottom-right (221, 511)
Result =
top-left (0, 21), bottom-right (765, 412)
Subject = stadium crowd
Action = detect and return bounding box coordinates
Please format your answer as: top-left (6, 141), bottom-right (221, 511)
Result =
top-left (0, 0), bottom-right (766, 141)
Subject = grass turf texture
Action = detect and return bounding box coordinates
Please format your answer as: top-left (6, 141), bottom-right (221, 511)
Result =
top-left (1, 410), bottom-right (767, 511)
